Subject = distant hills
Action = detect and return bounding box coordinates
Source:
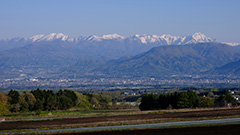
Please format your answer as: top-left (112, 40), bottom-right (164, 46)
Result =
top-left (98, 43), bottom-right (240, 77)
top-left (208, 60), bottom-right (240, 75)
top-left (0, 33), bottom-right (240, 82)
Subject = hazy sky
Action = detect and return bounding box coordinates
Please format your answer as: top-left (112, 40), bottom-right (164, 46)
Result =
top-left (0, 0), bottom-right (240, 42)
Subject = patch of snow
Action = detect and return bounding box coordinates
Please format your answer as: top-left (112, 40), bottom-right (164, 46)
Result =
top-left (30, 34), bottom-right (44, 42)
top-left (223, 42), bottom-right (240, 46)
top-left (85, 34), bottom-right (125, 41)
top-left (85, 35), bottom-right (102, 41)
top-left (102, 33), bottom-right (125, 39)
top-left (30, 33), bottom-right (69, 42)
top-left (2, 32), bottom-right (237, 47)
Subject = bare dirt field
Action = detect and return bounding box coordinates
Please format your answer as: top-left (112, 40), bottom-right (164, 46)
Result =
top-left (48, 124), bottom-right (240, 135)
top-left (1, 108), bottom-right (240, 131)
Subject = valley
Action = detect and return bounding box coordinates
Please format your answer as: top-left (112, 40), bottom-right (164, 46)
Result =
top-left (1, 34), bottom-right (240, 89)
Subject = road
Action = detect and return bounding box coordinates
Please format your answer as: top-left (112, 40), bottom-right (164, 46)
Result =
top-left (1, 117), bottom-right (240, 134)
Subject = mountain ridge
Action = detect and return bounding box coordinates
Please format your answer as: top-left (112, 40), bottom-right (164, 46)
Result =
top-left (1, 32), bottom-right (239, 52)
top-left (97, 43), bottom-right (240, 77)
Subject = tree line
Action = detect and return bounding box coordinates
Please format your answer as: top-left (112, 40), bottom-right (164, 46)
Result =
top-left (1, 89), bottom-right (238, 115)
top-left (0, 89), bottom-right (118, 115)
top-left (139, 90), bottom-right (238, 110)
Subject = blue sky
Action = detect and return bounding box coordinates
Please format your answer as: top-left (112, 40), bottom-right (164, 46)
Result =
top-left (0, 0), bottom-right (240, 42)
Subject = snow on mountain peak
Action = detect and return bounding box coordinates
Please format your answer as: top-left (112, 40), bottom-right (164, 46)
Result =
top-left (190, 32), bottom-right (213, 42)
top-left (86, 34), bottom-right (125, 41)
top-left (55, 33), bottom-right (66, 39)
top-left (30, 34), bottom-right (45, 42)
top-left (30, 33), bottom-right (69, 42)
top-left (131, 34), bottom-right (180, 44)
top-left (28, 32), bottom-right (216, 44)
top-left (129, 33), bottom-right (217, 45)
top-left (131, 34), bottom-right (160, 44)
top-left (222, 42), bottom-right (240, 46)
top-left (178, 32), bottom-right (215, 44)
top-left (102, 33), bottom-right (125, 39)
top-left (85, 35), bottom-right (101, 41)
top-left (12, 32), bottom-right (238, 46)
top-left (133, 34), bottom-right (140, 38)
top-left (44, 33), bottom-right (68, 41)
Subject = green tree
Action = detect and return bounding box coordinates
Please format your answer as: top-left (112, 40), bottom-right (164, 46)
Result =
top-left (75, 92), bottom-right (92, 109)
top-left (225, 94), bottom-right (237, 106)
top-left (23, 93), bottom-right (36, 111)
top-left (0, 93), bottom-right (9, 116)
top-left (215, 95), bottom-right (227, 107)
top-left (19, 94), bottom-right (29, 112)
top-left (199, 96), bottom-right (214, 107)
top-left (88, 93), bottom-right (100, 108)
top-left (177, 91), bottom-right (189, 108)
top-left (8, 90), bottom-right (20, 104)
top-left (177, 90), bottom-right (199, 108)
top-left (46, 95), bottom-right (58, 111)
top-left (57, 90), bottom-right (77, 107)
top-left (90, 97), bottom-right (99, 106)
top-left (34, 99), bottom-right (44, 111)
top-left (0, 101), bottom-right (9, 116)
top-left (31, 88), bottom-right (46, 111)
top-left (207, 91), bottom-right (214, 98)
top-left (215, 94), bottom-right (237, 107)
top-left (99, 94), bottom-right (112, 109)
top-left (58, 96), bottom-right (72, 110)
top-left (0, 101), bottom-right (4, 116)
top-left (187, 90), bottom-right (199, 108)
top-left (31, 88), bottom-right (45, 101)
top-left (139, 93), bottom-right (159, 110)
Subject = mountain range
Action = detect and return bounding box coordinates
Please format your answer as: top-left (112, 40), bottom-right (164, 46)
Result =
top-left (1, 32), bottom-right (239, 52)
top-left (0, 32), bottom-right (240, 86)
top-left (99, 43), bottom-right (240, 77)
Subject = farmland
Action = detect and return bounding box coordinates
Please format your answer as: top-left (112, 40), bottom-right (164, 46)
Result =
top-left (1, 107), bottom-right (240, 134)
top-left (48, 124), bottom-right (240, 135)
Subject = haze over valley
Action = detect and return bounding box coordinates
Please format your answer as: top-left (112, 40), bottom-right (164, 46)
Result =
top-left (0, 33), bottom-right (240, 89)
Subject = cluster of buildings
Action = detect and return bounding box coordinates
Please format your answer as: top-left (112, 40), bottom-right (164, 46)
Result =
top-left (1, 74), bottom-right (240, 90)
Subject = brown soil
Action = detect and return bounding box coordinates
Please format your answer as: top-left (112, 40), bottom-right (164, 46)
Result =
top-left (1, 108), bottom-right (240, 131)
top-left (48, 124), bottom-right (240, 135)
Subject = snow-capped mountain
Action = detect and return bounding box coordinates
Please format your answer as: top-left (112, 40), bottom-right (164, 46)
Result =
top-left (129, 32), bottom-right (216, 45)
top-left (28, 33), bottom-right (125, 43)
top-left (30, 33), bottom-right (69, 42)
top-left (0, 32), bottom-right (239, 51)
top-left (27, 32), bottom-right (216, 44)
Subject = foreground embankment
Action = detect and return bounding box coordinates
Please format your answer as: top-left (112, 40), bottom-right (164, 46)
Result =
top-left (47, 124), bottom-right (240, 135)
top-left (0, 108), bottom-right (240, 132)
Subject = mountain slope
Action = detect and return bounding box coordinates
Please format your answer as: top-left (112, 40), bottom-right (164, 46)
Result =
top-left (0, 43), bottom-right (101, 79)
top-left (208, 60), bottom-right (240, 75)
top-left (98, 43), bottom-right (240, 77)
top-left (230, 45), bottom-right (240, 54)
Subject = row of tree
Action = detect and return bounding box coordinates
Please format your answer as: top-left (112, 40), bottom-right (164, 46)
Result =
top-left (139, 90), bottom-right (238, 110)
top-left (0, 89), bottom-right (116, 115)
top-left (7, 89), bottom-right (78, 112)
